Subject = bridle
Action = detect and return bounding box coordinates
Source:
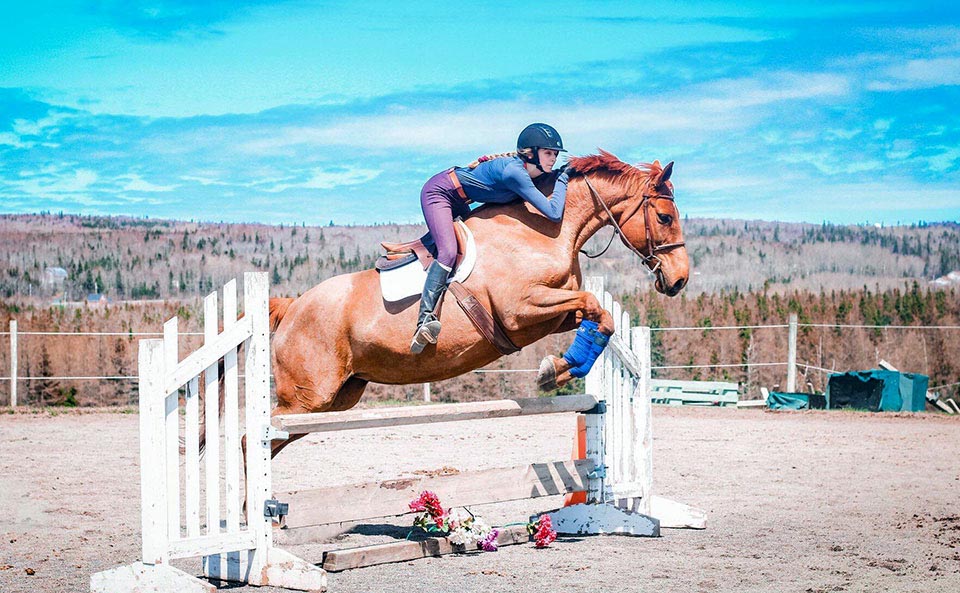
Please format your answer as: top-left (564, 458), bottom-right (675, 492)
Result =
top-left (580, 176), bottom-right (686, 275)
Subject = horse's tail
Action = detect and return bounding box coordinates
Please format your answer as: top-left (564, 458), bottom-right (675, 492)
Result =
top-left (269, 297), bottom-right (295, 332)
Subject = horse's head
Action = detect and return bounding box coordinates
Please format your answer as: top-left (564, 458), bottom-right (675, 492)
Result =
top-left (568, 152), bottom-right (689, 297)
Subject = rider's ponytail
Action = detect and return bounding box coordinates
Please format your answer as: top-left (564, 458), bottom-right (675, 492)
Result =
top-left (465, 150), bottom-right (531, 169)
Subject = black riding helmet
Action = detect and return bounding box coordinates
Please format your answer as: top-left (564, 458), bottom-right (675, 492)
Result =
top-left (517, 123), bottom-right (565, 173)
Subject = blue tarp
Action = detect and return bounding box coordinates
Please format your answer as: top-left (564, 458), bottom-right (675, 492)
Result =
top-left (766, 392), bottom-right (827, 410)
top-left (826, 369), bottom-right (928, 412)
top-left (767, 392), bottom-right (811, 410)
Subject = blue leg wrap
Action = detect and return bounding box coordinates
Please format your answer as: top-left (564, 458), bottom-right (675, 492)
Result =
top-left (562, 320), bottom-right (610, 378)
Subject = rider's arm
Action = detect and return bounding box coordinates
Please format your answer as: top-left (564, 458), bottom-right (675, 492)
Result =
top-left (503, 162), bottom-right (568, 222)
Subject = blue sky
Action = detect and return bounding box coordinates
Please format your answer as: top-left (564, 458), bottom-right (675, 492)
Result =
top-left (1, 1), bottom-right (958, 225)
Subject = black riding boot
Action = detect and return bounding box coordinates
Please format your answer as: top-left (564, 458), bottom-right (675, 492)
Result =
top-left (411, 261), bottom-right (450, 354)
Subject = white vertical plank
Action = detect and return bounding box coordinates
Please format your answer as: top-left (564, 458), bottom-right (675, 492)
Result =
top-left (600, 290), bottom-right (614, 499)
top-left (584, 403), bottom-right (605, 504)
top-left (619, 311), bottom-right (637, 500)
top-left (621, 307), bottom-right (631, 458)
top-left (243, 272), bottom-right (273, 579)
top-left (184, 376), bottom-right (201, 538)
top-left (203, 291), bottom-right (221, 538)
top-left (162, 317), bottom-right (181, 541)
top-left (621, 311), bottom-right (632, 349)
top-left (633, 326), bottom-right (653, 514)
top-left (618, 309), bottom-right (633, 500)
top-left (601, 367), bottom-right (614, 495)
top-left (611, 299), bottom-right (622, 341)
top-left (222, 279), bottom-right (240, 535)
top-left (139, 339), bottom-right (168, 565)
top-left (613, 356), bottom-right (625, 501)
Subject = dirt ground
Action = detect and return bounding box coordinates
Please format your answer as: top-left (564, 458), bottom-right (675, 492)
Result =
top-left (1, 405), bottom-right (959, 593)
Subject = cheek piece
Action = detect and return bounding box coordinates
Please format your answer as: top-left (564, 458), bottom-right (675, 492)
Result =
top-left (561, 319), bottom-right (611, 378)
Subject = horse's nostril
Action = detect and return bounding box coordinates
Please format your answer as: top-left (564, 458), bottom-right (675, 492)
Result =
top-left (671, 278), bottom-right (686, 294)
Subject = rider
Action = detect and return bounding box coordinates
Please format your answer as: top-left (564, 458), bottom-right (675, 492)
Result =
top-left (411, 123), bottom-right (570, 354)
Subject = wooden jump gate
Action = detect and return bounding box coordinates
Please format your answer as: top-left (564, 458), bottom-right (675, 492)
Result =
top-left (91, 273), bottom-right (704, 593)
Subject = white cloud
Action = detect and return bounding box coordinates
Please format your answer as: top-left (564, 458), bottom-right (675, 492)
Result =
top-left (237, 71), bottom-right (850, 154)
top-left (118, 174), bottom-right (177, 192)
top-left (924, 146), bottom-right (960, 172)
top-left (858, 26), bottom-right (960, 54)
top-left (179, 174), bottom-right (234, 186)
top-left (0, 132), bottom-right (32, 148)
top-left (0, 166), bottom-right (119, 206)
top-left (12, 111), bottom-right (75, 137)
top-left (825, 127), bottom-right (862, 141)
top-left (264, 166), bottom-right (382, 192)
top-left (683, 178), bottom-right (960, 224)
top-left (682, 174), bottom-right (773, 193)
top-left (779, 150), bottom-right (883, 175)
top-left (867, 57), bottom-right (960, 91)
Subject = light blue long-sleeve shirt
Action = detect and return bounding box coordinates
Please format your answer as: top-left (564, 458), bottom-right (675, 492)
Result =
top-left (453, 156), bottom-right (568, 222)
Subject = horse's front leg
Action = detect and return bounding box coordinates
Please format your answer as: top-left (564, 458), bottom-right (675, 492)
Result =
top-left (510, 286), bottom-right (614, 391)
top-left (510, 285), bottom-right (614, 333)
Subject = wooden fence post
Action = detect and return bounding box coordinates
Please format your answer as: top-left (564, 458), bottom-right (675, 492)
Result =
top-left (9, 320), bottom-right (16, 408)
top-left (787, 313), bottom-right (798, 392)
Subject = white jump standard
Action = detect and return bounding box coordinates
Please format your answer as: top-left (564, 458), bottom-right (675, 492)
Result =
top-left (90, 273), bottom-right (326, 593)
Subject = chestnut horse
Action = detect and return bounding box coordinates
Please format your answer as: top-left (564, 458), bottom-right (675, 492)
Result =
top-left (266, 151), bottom-right (688, 457)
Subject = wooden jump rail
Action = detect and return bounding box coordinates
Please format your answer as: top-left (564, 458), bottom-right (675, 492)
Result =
top-left (91, 274), bottom-right (705, 593)
top-left (272, 393), bottom-right (601, 434)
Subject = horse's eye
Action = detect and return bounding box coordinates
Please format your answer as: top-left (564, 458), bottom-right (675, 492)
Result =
top-left (657, 213), bottom-right (673, 225)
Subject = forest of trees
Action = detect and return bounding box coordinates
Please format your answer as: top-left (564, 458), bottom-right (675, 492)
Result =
top-left (1, 213), bottom-right (957, 407)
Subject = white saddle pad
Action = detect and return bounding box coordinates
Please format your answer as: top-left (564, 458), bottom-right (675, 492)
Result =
top-left (379, 219), bottom-right (476, 302)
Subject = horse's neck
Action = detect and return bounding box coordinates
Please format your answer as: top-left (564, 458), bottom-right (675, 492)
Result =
top-left (466, 179), bottom-right (633, 265)
top-left (563, 178), bottom-right (629, 256)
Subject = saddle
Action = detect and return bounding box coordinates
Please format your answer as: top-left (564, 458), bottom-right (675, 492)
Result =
top-left (377, 220), bottom-right (468, 273)
top-left (375, 220), bottom-right (519, 356)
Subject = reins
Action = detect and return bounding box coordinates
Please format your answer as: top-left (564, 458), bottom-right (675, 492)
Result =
top-left (579, 176), bottom-right (686, 274)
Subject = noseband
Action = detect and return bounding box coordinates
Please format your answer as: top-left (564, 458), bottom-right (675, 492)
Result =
top-left (581, 176), bottom-right (686, 275)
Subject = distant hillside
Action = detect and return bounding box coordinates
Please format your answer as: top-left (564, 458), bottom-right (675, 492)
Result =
top-left (1, 213), bottom-right (957, 408)
top-left (2, 213), bottom-right (957, 301)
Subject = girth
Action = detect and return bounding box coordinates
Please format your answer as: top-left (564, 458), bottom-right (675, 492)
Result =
top-left (447, 282), bottom-right (520, 356)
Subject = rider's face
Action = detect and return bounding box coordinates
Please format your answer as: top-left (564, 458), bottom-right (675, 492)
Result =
top-left (538, 148), bottom-right (559, 171)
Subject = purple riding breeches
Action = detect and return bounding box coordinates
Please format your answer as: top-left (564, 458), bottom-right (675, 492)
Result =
top-left (420, 169), bottom-right (472, 269)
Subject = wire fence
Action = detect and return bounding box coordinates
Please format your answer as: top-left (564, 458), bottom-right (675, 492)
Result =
top-left (3, 320), bottom-right (959, 406)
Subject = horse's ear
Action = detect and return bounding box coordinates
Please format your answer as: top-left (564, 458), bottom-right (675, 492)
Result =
top-left (654, 161), bottom-right (674, 186)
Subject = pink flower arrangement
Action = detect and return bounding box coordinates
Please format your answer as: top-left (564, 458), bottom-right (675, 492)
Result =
top-left (408, 491), bottom-right (558, 552)
top-left (409, 490), bottom-right (446, 531)
top-left (531, 514), bottom-right (557, 548)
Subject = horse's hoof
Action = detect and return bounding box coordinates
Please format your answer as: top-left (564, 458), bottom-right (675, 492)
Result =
top-left (537, 356), bottom-right (559, 392)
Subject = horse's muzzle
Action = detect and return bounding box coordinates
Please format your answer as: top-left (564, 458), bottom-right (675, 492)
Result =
top-left (665, 277), bottom-right (686, 296)
top-left (655, 274), bottom-right (686, 297)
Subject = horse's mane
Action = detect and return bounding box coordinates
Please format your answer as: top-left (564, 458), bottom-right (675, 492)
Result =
top-left (566, 149), bottom-right (660, 192)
